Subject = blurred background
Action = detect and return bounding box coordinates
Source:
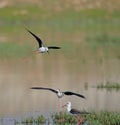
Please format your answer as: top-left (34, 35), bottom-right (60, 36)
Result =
top-left (0, 0), bottom-right (120, 120)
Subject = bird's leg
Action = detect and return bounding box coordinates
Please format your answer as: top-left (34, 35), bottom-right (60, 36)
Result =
top-left (61, 99), bottom-right (65, 122)
top-left (57, 98), bottom-right (63, 123)
top-left (57, 98), bottom-right (60, 113)
top-left (79, 117), bottom-right (83, 125)
top-left (57, 98), bottom-right (65, 123)
top-left (76, 115), bottom-right (83, 125)
top-left (60, 98), bottom-right (63, 112)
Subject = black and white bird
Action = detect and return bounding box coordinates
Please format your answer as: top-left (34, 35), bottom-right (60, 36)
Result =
top-left (62, 101), bottom-right (89, 115)
top-left (30, 87), bottom-right (85, 99)
top-left (26, 29), bottom-right (61, 53)
top-left (62, 102), bottom-right (89, 125)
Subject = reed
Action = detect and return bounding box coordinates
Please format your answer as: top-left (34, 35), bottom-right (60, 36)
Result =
top-left (97, 81), bottom-right (120, 91)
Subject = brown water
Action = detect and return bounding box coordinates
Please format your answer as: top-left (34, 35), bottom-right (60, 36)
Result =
top-left (0, 54), bottom-right (120, 118)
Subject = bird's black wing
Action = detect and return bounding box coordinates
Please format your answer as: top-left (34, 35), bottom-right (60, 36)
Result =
top-left (30, 87), bottom-right (58, 94)
top-left (26, 29), bottom-right (43, 47)
top-left (64, 91), bottom-right (85, 99)
top-left (70, 109), bottom-right (89, 114)
top-left (48, 46), bottom-right (61, 49)
top-left (70, 108), bottom-right (81, 114)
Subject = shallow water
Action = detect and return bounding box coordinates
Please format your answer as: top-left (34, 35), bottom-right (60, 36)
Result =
top-left (0, 53), bottom-right (120, 121)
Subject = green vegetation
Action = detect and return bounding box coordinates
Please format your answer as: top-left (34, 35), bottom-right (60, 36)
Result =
top-left (0, 42), bottom-right (33, 59)
top-left (52, 111), bottom-right (120, 125)
top-left (0, 6), bottom-right (120, 33)
top-left (0, 8), bottom-right (119, 91)
top-left (0, 5), bottom-right (120, 60)
top-left (97, 81), bottom-right (120, 91)
top-left (15, 111), bottom-right (120, 125)
top-left (15, 115), bottom-right (46, 124)
top-left (84, 33), bottom-right (120, 60)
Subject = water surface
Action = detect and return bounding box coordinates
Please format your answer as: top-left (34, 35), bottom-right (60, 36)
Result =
top-left (0, 54), bottom-right (120, 119)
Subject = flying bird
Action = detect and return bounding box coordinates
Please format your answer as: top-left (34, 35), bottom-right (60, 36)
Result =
top-left (30, 87), bottom-right (85, 99)
top-left (26, 29), bottom-right (61, 53)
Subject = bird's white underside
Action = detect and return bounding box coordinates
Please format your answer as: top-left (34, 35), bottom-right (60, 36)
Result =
top-left (39, 47), bottom-right (48, 53)
top-left (66, 102), bottom-right (72, 112)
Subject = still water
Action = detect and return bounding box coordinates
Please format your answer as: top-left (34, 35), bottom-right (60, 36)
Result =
top-left (0, 53), bottom-right (120, 121)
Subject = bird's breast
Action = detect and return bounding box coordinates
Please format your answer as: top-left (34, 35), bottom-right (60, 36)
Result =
top-left (39, 47), bottom-right (48, 53)
top-left (58, 92), bottom-right (64, 98)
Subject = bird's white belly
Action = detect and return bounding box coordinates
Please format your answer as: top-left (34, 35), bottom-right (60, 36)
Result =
top-left (58, 92), bottom-right (64, 98)
top-left (39, 47), bottom-right (48, 53)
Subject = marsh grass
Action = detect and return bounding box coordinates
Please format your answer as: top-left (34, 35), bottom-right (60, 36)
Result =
top-left (52, 111), bottom-right (120, 125)
top-left (6, 111), bottom-right (120, 125)
top-left (84, 33), bottom-right (120, 60)
top-left (97, 81), bottom-right (120, 91)
top-left (15, 115), bottom-right (46, 124)
top-left (0, 42), bottom-right (33, 59)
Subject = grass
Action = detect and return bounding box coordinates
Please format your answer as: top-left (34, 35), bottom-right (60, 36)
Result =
top-left (84, 33), bottom-right (120, 60)
top-left (0, 2), bottom-right (120, 27)
top-left (0, 6), bottom-right (120, 60)
top-left (52, 111), bottom-right (120, 125)
top-left (0, 6), bottom-right (120, 32)
top-left (0, 42), bottom-right (33, 60)
top-left (14, 111), bottom-right (120, 125)
top-left (97, 81), bottom-right (120, 91)
top-left (15, 115), bottom-right (46, 124)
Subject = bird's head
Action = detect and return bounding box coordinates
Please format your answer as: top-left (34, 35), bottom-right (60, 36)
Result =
top-left (45, 47), bottom-right (48, 52)
top-left (56, 89), bottom-right (60, 93)
top-left (56, 89), bottom-right (64, 98)
top-left (62, 102), bottom-right (72, 112)
top-left (62, 101), bottom-right (71, 108)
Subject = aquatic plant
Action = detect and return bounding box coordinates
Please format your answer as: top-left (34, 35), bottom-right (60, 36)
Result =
top-left (15, 115), bottom-right (46, 124)
top-left (34, 115), bottom-right (46, 124)
top-left (97, 81), bottom-right (120, 91)
top-left (52, 111), bottom-right (89, 125)
top-left (52, 111), bottom-right (120, 125)
top-left (52, 112), bottom-right (78, 124)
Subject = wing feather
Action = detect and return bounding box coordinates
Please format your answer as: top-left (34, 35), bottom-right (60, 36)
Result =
top-left (26, 29), bottom-right (43, 47)
top-left (48, 46), bottom-right (61, 49)
top-left (64, 91), bottom-right (85, 99)
top-left (30, 87), bottom-right (58, 93)
top-left (70, 109), bottom-right (89, 114)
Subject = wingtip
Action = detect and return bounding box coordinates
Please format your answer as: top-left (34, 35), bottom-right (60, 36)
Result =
top-left (30, 87), bottom-right (34, 89)
top-left (48, 46), bottom-right (61, 49)
top-left (83, 95), bottom-right (86, 99)
top-left (80, 95), bottom-right (86, 99)
top-left (25, 27), bottom-right (29, 32)
top-left (25, 28), bottom-right (34, 35)
top-left (25, 28), bottom-right (31, 33)
top-left (30, 87), bottom-right (38, 89)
